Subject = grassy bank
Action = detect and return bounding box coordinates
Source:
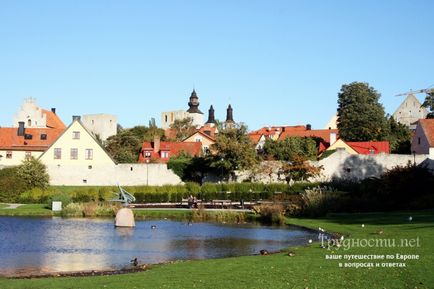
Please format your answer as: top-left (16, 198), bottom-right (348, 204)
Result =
top-left (0, 210), bottom-right (433, 288)
top-left (0, 204), bottom-right (54, 217)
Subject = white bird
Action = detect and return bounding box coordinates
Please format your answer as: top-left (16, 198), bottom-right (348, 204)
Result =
top-left (308, 239), bottom-right (313, 244)
top-left (361, 224), bottom-right (365, 228)
top-left (340, 236), bottom-right (344, 241)
top-left (408, 216), bottom-right (413, 222)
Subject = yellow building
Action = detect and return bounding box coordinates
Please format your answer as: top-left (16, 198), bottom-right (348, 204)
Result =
top-left (323, 139), bottom-right (358, 155)
top-left (183, 131), bottom-right (216, 154)
top-left (39, 117), bottom-right (115, 167)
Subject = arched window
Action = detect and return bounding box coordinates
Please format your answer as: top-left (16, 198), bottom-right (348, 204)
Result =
top-left (27, 119), bottom-right (31, 127)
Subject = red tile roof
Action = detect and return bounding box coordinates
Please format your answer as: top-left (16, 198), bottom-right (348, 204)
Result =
top-left (41, 109), bottom-right (66, 129)
top-left (0, 127), bottom-right (64, 151)
top-left (346, 141), bottom-right (390, 154)
top-left (138, 141), bottom-right (202, 163)
top-left (249, 133), bottom-right (263, 144)
top-left (278, 127), bottom-right (339, 143)
top-left (419, 119), bottom-right (434, 147)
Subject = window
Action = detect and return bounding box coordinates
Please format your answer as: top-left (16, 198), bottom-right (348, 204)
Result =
top-left (418, 137), bottom-right (421, 145)
top-left (54, 148), bottom-right (61, 159)
top-left (6, 151), bottom-right (12, 159)
top-left (72, 131), bottom-right (80, 139)
top-left (165, 115), bottom-right (168, 122)
top-left (25, 151), bottom-right (32, 159)
top-left (27, 119), bottom-right (31, 126)
top-left (369, 149), bottom-right (375, 155)
top-left (70, 148), bottom-right (78, 160)
top-left (195, 137), bottom-right (201, 142)
top-left (144, 151), bottom-right (151, 157)
top-left (85, 149), bottom-right (93, 160)
top-left (88, 165), bottom-right (92, 170)
top-left (40, 134), bottom-right (47, 140)
top-left (161, 151), bottom-right (169, 158)
top-left (24, 134), bottom-right (33, 140)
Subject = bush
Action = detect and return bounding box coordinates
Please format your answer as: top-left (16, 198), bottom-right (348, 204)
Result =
top-left (0, 167), bottom-right (28, 203)
top-left (253, 203), bottom-right (285, 224)
top-left (19, 187), bottom-right (57, 203)
top-left (47, 193), bottom-right (72, 209)
top-left (61, 203), bottom-right (84, 217)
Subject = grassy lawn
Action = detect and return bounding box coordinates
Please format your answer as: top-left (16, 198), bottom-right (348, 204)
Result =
top-left (0, 209), bottom-right (433, 288)
top-left (0, 204), bottom-right (54, 217)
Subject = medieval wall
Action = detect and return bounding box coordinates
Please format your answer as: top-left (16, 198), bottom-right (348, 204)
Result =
top-left (46, 163), bottom-right (182, 186)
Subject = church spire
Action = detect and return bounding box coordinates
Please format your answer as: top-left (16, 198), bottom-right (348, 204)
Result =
top-left (226, 104), bottom-right (234, 123)
top-left (187, 89), bottom-right (203, 114)
top-left (206, 105), bottom-right (216, 124)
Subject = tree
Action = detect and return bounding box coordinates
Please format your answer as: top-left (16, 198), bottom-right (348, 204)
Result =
top-left (422, 90), bottom-right (434, 118)
top-left (281, 155), bottom-right (322, 183)
top-left (167, 153), bottom-right (209, 184)
top-left (170, 117), bottom-right (196, 141)
top-left (337, 82), bottom-right (389, 141)
top-left (105, 123), bottom-right (165, 163)
top-left (386, 116), bottom-right (411, 154)
top-left (17, 157), bottom-right (49, 189)
top-left (263, 136), bottom-right (318, 161)
top-left (209, 124), bottom-right (258, 178)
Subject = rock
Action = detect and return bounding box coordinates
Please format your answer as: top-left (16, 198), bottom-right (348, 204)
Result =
top-left (115, 208), bottom-right (135, 227)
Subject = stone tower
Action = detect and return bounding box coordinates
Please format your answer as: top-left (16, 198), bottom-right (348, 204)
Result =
top-left (392, 93), bottom-right (428, 129)
top-left (187, 89), bottom-right (204, 127)
top-left (225, 104), bottom-right (235, 128)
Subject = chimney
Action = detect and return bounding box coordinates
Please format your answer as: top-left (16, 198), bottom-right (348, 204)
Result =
top-left (17, 121), bottom-right (25, 136)
top-left (306, 124), bottom-right (312, 130)
top-left (330, 132), bottom-right (337, 145)
top-left (51, 108), bottom-right (56, 114)
top-left (153, 135), bottom-right (161, 153)
top-left (72, 115), bottom-right (81, 122)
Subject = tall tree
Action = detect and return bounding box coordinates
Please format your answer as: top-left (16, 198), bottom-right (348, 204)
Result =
top-left (210, 125), bottom-right (258, 178)
top-left (337, 82), bottom-right (389, 141)
top-left (422, 90), bottom-right (434, 118)
top-left (386, 116), bottom-right (411, 154)
top-left (170, 117), bottom-right (196, 141)
top-left (263, 136), bottom-right (318, 161)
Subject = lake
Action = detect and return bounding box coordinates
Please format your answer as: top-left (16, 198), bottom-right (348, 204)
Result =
top-left (0, 216), bottom-right (318, 276)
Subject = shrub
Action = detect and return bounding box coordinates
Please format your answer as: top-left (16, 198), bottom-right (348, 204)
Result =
top-left (82, 202), bottom-right (99, 217)
top-left (0, 167), bottom-right (27, 203)
top-left (61, 203), bottom-right (84, 217)
top-left (300, 187), bottom-right (341, 217)
top-left (47, 193), bottom-right (72, 209)
top-left (16, 157), bottom-right (49, 189)
top-left (71, 188), bottom-right (99, 203)
top-left (253, 203), bottom-right (285, 224)
top-left (19, 187), bottom-right (57, 203)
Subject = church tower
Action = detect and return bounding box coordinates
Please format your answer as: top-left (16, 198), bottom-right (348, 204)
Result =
top-left (225, 104), bottom-right (235, 128)
top-left (187, 89), bottom-right (204, 127)
top-left (206, 105), bottom-right (216, 126)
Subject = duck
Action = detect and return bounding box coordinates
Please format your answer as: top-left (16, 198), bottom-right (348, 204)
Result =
top-left (130, 258), bottom-right (138, 267)
top-left (151, 225), bottom-right (157, 229)
top-left (260, 249), bottom-right (269, 255)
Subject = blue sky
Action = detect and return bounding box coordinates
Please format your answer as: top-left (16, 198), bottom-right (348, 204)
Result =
top-left (0, 0), bottom-right (433, 130)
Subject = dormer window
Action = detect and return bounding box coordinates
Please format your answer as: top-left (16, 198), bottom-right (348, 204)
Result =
top-left (161, 151), bottom-right (169, 158)
top-left (40, 134), bottom-right (47, 140)
top-left (24, 134), bottom-right (33, 140)
top-left (144, 151), bottom-right (151, 157)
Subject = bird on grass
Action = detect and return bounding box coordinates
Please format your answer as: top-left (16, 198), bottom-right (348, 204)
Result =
top-left (408, 216), bottom-right (413, 222)
top-left (130, 258), bottom-right (138, 267)
top-left (260, 249), bottom-right (269, 255)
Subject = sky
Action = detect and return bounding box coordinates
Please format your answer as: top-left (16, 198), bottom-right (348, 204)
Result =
top-left (0, 0), bottom-right (433, 130)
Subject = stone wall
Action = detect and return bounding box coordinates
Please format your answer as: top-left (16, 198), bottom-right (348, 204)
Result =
top-left (46, 163), bottom-right (182, 186)
top-left (311, 150), bottom-right (430, 182)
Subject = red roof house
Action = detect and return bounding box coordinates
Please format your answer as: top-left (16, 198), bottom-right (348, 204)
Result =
top-left (346, 141), bottom-right (390, 154)
top-left (138, 136), bottom-right (202, 163)
top-left (411, 119), bottom-right (434, 155)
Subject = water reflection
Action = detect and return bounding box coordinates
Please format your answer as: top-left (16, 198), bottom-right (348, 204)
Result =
top-left (0, 217), bottom-right (318, 276)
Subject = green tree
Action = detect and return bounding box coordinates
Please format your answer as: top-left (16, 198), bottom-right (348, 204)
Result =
top-left (282, 155), bottom-right (322, 183)
top-left (386, 116), bottom-right (411, 154)
top-left (337, 82), bottom-right (389, 141)
top-left (210, 125), bottom-right (258, 178)
top-left (17, 157), bottom-right (49, 189)
top-left (170, 117), bottom-right (196, 141)
top-left (263, 136), bottom-right (318, 161)
top-left (105, 129), bottom-right (141, 163)
top-left (422, 90), bottom-right (434, 118)
top-left (167, 153), bottom-right (209, 184)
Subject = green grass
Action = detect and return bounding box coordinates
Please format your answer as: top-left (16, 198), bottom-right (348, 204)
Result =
top-left (1, 210), bottom-right (433, 288)
top-left (0, 204), bottom-right (54, 217)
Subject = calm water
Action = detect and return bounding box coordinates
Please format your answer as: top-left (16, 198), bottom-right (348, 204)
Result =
top-left (0, 216), bottom-right (317, 276)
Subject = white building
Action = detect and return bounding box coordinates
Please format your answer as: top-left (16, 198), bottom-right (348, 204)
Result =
top-left (13, 97), bottom-right (65, 129)
top-left (160, 90), bottom-right (204, 129)
top-left (393, 93), bottom-right (428, 129)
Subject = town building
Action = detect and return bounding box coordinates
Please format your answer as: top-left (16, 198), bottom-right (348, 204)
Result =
top-left (411, 119), bottom-right (434, 158)
top-left (138, 136), bottom-right (202, 163)
top-left (183, 130), bottom-right (216, 154)
top-left (81, 113), bottom-right (117, 141)
top-left (12, 97), bottom-right (65, 129)
top-left (392, 92), bottom-right (428, 129)
top-left (161, 90), bottom-right (204, 129)
top-left (0, 122), bottom-right (64, 166)
top-left (324, 139), bottom-right (390, 155)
